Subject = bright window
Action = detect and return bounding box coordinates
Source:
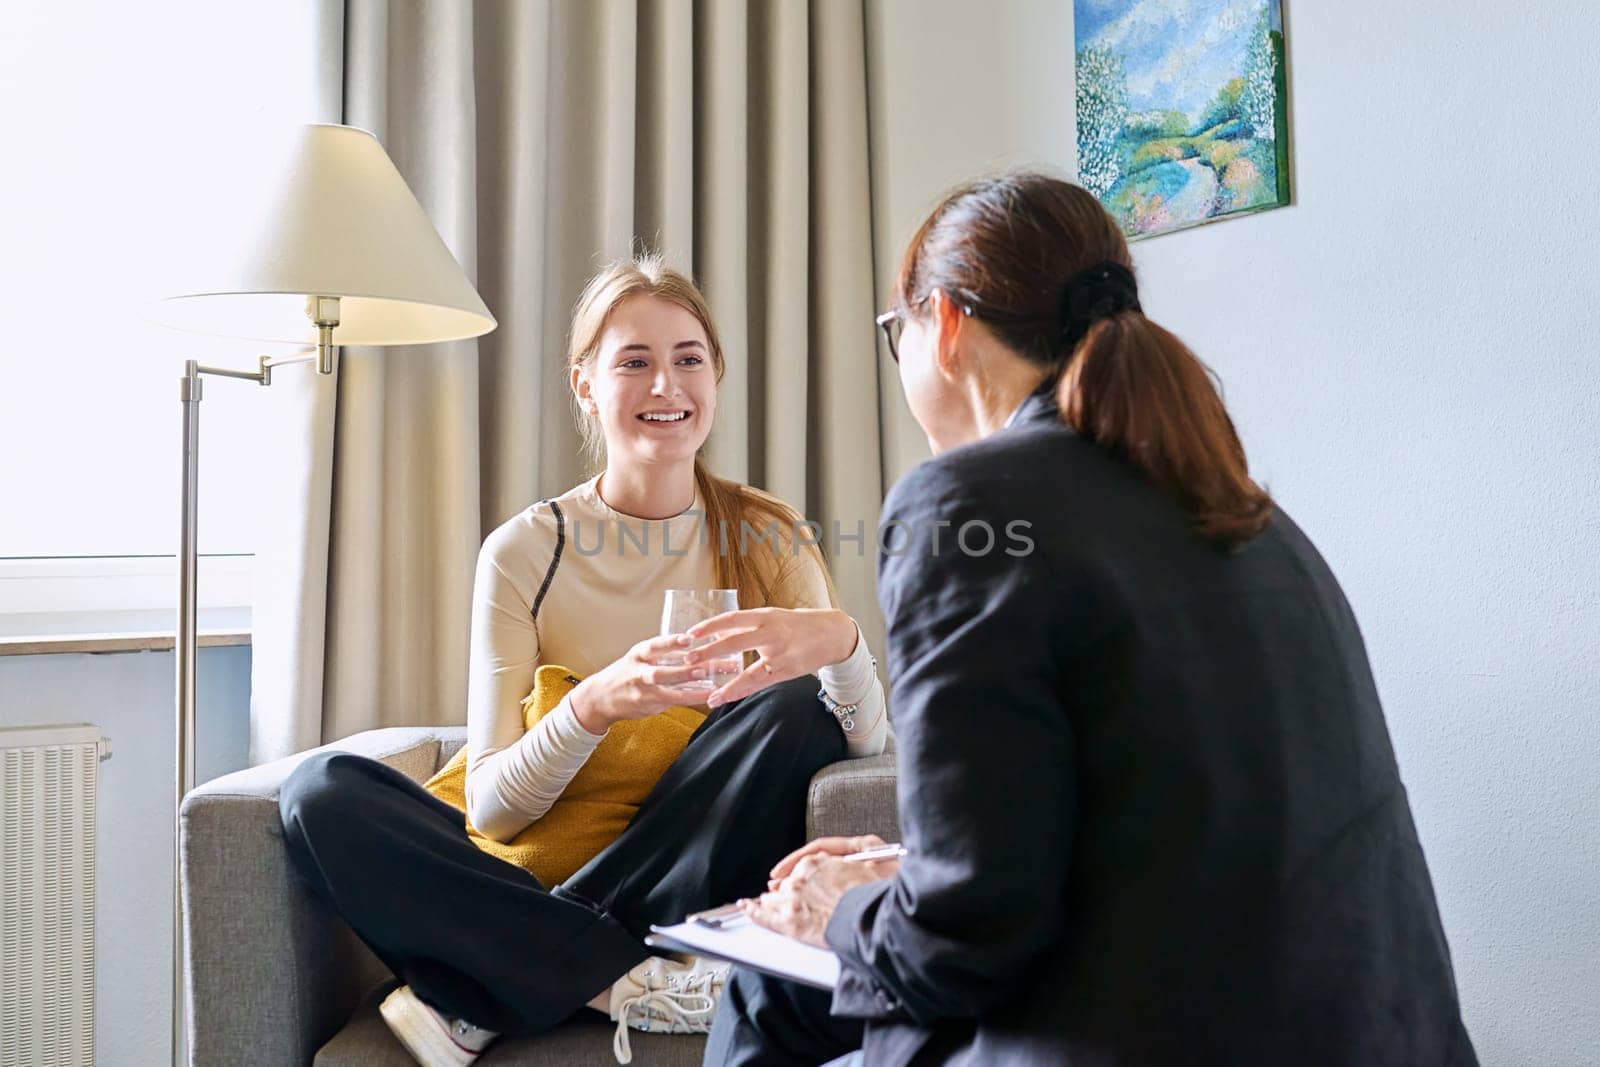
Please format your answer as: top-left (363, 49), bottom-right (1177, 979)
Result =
top-left (0, 2), bottom-right (327, 624)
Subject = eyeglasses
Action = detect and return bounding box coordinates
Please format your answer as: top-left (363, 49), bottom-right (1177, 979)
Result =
top-left (876, 295), bottom-right (974, 364)
top-left (875, 309), bottom-right (908, 364)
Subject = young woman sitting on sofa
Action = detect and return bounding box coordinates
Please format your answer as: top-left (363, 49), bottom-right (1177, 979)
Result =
top-left (277, 253), bottom-right (887, 1067)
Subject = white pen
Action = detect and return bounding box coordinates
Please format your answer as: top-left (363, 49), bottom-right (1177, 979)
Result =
top-left (841, 844), bottom-right (908, 862)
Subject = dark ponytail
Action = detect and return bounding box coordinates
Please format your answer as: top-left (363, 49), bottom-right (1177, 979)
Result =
top-left (1061, 314), bottom-right (1272, 547)
top-left (893, 172), bottom-right (1272, 550)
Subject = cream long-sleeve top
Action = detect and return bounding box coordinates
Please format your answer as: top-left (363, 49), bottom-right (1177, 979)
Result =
top-left (464, 476), bottom-right (888, 843)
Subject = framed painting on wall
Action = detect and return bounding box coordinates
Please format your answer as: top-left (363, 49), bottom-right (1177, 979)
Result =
top-left (1074, 0), bottom-right (1291, 239)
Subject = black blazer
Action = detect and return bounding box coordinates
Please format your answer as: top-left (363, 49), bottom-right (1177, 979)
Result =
top-left (825, 391), bottom-right (1476, 1065)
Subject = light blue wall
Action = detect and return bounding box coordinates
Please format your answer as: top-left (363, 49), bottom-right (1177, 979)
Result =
top-left (1126, 7), bottom-right (1600, 1062)
top-left (869, 0), bottom-right (1600, 1061)
top-left (0, 645), bottom-right (252, 1067)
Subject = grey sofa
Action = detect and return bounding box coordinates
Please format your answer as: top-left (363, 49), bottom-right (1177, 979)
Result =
top-left (180, 726), bottom-right (898, 1066)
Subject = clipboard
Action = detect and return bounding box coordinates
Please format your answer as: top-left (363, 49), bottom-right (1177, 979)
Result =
top-left (646, 907), bottom-right (840, 991)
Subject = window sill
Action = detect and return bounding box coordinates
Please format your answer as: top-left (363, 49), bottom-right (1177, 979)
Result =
top-left (0, 630), bottom-right (252, 657)
top-left (0, 608), bottom-right (253, 657)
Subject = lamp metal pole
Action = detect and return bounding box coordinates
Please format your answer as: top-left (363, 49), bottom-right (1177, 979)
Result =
top-left (171, 300), bottom-right (337, 1066)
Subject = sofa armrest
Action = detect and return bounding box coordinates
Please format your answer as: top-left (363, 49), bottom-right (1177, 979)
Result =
top-left (806, 752), bottom-right (899, 843)
top-left (179, 727), bottom-right (461, 1067)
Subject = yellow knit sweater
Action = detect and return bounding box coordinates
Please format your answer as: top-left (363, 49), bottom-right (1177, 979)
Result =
top-left (423, 665), bottom-right (706, 885)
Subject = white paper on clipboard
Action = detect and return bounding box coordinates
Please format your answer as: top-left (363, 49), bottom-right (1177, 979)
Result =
top-left (646, 917), bottom-right (841, 991)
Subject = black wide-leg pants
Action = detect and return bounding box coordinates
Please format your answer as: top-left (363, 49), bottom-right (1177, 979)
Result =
top-left (278, 676), bottom-right (845, 1036)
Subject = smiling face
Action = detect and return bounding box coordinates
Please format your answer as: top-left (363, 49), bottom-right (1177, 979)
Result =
top-left (571, 294), bottom-right (718, 468)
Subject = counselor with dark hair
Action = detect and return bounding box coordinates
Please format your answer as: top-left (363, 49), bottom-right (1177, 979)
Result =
top-left (699, 172), bottom-right (1477, 1066)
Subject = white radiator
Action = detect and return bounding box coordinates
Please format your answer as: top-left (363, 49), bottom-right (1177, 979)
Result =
top-left (1, 724), bottom-right (110, 1067)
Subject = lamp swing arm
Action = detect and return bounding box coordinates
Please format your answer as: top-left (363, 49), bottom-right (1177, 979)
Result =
top-left (180, 295), bottom-right (342, 391)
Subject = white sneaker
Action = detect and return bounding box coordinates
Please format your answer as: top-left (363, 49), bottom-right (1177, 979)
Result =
top-left (607, 955), bottom-right (731, 1064)
top-left (379, 984), bottom-right (499, 1066)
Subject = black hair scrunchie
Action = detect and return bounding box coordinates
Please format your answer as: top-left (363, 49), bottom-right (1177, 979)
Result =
top-left (1060, 261), bottom-right (1141, 353)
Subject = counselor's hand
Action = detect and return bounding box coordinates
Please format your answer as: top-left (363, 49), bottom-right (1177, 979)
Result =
top-left (684, 607), bottom-right (860, 707)
top-left (766, 834), bottom-right (897, 891)
top-left (567, 633), bottom-right (708, 733)
top-left (740, 847), bottom-right (897, 948)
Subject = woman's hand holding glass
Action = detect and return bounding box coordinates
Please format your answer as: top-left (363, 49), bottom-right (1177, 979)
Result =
top-left (566, 633), bottom-right (710, 734)
top-left (659, 589), bottom-right (743, 693)
top-left (683, 607), bottom-right (861, 708)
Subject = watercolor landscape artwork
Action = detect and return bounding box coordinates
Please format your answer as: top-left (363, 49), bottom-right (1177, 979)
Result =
top-left (1074, 0), bottom-right (1290, 239)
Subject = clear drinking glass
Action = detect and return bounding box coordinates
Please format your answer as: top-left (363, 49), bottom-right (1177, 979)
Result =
top-left (660, 588), bottom-right (742, 692)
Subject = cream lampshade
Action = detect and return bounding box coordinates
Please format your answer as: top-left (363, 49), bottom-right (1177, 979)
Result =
top-left (147, 122), bottom-right (495, 345)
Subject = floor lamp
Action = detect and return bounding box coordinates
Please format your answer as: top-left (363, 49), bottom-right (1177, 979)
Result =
top-left (144, 123), bottom-right (496, 1065)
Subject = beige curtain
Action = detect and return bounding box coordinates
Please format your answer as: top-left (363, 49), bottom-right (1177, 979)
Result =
top-left (251, 0), bottom-right (885, 763)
